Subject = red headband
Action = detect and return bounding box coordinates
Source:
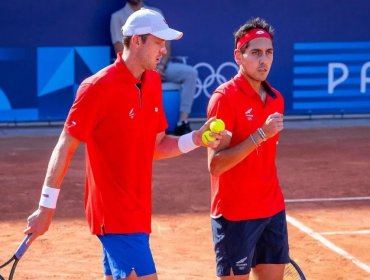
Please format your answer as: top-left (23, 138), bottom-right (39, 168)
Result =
top-left (236, 28), bottom-right (272, 50)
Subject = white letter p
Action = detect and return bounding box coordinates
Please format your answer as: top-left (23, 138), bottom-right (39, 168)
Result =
top-left (328, 63), bottom-right (349, 94)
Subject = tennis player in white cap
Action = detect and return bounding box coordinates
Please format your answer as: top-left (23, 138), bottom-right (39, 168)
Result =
top-left (24, 8), bottom-right (222, 280)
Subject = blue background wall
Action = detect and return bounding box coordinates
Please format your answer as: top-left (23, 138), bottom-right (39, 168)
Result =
top-left (1, 0), bottom-right (370, 121)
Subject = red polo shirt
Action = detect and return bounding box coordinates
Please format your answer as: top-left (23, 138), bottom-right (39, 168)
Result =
top-left (207, 73), bottom-right (285, 221)
top-left (65, 53), bottom-right (167, 235)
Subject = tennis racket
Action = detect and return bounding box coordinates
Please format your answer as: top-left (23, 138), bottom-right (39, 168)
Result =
top-left (0, 234), bottom-right (31, 280)
top-left (284, 258), bottom-right (306, 280)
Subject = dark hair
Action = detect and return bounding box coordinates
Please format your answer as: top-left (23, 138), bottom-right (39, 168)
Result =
top-left (234, 17), bottom-right (274, 52)
top-left (122, 34), bottom-right (149, 48)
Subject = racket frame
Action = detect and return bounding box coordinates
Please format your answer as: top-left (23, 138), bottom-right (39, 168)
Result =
top-left (0, 235), bottom-right (31, 280)
top-left (286, 258), bottom-right (306, 280)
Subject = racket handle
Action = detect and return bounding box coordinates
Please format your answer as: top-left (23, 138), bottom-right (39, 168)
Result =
top-left (14, 234), bottom-right (32, 260)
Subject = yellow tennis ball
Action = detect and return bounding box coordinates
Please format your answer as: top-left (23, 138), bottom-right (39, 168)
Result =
top-left (210, 119), bottom-right (225, 133)
top-left (202, 130), bottom-right (216, 145)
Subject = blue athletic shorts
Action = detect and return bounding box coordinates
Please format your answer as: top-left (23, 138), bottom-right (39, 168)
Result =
top-left (211, 210), bottom-right (289, 276)
top-left (97, 233), bottom-right (156, 279)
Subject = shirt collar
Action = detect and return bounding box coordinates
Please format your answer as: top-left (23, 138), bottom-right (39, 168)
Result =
top-left (233, 72), bottom-right (258, 97)
top-left (233, 72), bottom-right (276, 99)
top-left (114, 52), bottom-right (141, 85)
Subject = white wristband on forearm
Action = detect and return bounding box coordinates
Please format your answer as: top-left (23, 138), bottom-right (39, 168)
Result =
top-left (178, 131), bottom-right (199, 153)
top-left (39, 186), bottom-right (60, 209)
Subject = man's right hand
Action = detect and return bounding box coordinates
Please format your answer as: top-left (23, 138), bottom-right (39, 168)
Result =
top-left (261, 112), bottom-right (284, 139)
top-left (24, 206), bottom-right (55, 244)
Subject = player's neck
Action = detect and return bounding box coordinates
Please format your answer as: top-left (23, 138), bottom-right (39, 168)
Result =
top-left (129, 3), bottom-right (143, 11)
top-left (122, 52), bottom-right (144, 80)
top-left (243, 74), bottom-right (262, 94)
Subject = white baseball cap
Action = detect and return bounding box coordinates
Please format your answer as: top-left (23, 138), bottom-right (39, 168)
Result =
top-left (121, 8), bottom-right (183, 40)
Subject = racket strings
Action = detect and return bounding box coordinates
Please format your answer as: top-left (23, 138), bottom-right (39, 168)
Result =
top-left (284, 263), bottom-right (303, 280)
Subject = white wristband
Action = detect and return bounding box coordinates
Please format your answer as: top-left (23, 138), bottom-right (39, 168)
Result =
top-left (178, 131), bottom-right (199, 153)
top-left (39, 186), bottom-right (60, 209)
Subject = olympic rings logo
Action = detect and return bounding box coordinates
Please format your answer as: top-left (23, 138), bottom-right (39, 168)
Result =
top-left (194, 62), bottom-right (238, 98)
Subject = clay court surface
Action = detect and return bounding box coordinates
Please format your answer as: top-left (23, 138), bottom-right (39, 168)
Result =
top-left (0, 122), bottom-right (370, 279)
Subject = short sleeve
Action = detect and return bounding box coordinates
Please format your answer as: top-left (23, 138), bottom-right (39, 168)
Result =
top-left (207, 91), bottom-right (235, 134)
top-left (64, 83), bottom-right (104, 142)
top-left (158, 105), bottom-right (168, 133)
top-left (157, 84), bottom-right (168, 133)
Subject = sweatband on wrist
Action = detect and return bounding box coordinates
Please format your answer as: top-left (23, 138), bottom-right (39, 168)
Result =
top-left (178, 131), bottom-right (199, 153)
top-left (39, 186), bottom-right (60, 209)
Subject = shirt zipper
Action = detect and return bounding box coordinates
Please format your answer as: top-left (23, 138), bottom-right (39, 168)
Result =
top-left (136, 84), bottom-right (142, 108)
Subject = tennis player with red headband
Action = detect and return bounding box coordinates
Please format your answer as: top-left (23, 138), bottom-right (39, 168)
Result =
top-left (206, 17), bottom-right (289, 279)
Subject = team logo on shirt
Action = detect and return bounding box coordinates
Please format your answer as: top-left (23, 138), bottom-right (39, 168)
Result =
top-left (154, 107), bottom-right (158, 112)
top-left (245, 108), bottom-right (254, 120)
top-left (129, 108), bottom-right (135, 119)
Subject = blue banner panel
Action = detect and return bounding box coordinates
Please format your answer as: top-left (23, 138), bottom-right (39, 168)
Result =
top-left (0, 46), bottom-right (109, 122)
top-left (292, 41), bottom-right (370, 114)
top-left (0, 48), bottom-right (37, 109)
top-left (37, 46), bottom-right (110, 121)
top-left (1, 0), bottom-right (370, 121)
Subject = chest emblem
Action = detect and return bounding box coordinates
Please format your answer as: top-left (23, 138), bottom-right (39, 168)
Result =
top-left (129, 108), bottom-right (135, 119)
top-left (245, 108), bottom-right (254, 121)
